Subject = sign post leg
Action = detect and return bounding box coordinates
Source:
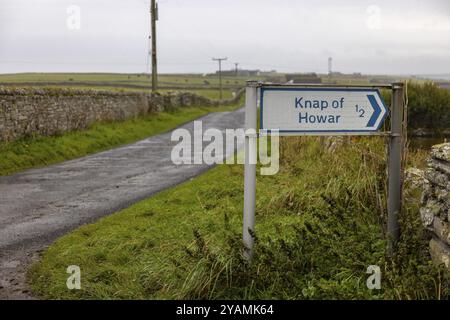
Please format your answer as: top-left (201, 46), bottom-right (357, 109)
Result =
top-left (387, 82), bottom-right (405, 254)
top-left (243, 81), bottom-right (258, 261)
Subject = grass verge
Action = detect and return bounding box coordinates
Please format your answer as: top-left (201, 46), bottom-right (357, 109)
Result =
top-left (29, 137), bottom-right (449, 299)
top-left (0, 103), bottom-right (241, 176)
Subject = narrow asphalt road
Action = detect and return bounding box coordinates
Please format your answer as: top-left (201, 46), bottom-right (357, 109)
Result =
top-left (0, 108), bottom-right (244, 299)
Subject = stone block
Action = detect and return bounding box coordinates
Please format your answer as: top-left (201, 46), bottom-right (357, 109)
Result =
top-left (428, 158), bottom-right (450, 176)
top-left (432, 216), bottom-right (450, 246)
top-left (429, 238), bottom-right (450, 269)
top-left (425, 168), bottom-right (448, 188)
top-left (420, 200), bottom-right (441, 229)
top-left (431, 143), bottom-right (450, 162)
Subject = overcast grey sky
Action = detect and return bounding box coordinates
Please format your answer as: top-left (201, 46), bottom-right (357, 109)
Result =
top-left (0, 0), bottom-right (449, 75)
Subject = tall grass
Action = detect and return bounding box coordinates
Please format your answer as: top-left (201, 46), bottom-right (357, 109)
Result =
top-left (407, 82), bottom-right (450, 131)
top-left (29, 137), bottom-right (448, 300)
top-left (173, 137), bottom-right (448, 299)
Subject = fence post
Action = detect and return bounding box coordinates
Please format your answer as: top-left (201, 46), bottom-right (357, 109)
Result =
top-left (387, 82), bottom-right (405, 254)
top-left (243, 80), bottom-right (258, 261)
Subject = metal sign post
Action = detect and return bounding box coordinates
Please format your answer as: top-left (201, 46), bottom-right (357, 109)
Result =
top-left (242, 81), bottom-right (405, 261)
top-left (387, 82), bottom-right (405, 254)
top-left (243, 81), bottom-right (258, 261)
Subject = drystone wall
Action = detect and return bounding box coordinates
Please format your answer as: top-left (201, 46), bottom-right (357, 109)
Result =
top-left (0, 87), bottom-right (244, 143)
top-left (420, 143), bottom-right (450, 269)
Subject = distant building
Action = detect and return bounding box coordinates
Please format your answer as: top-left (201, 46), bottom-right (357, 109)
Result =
top-left (329, 71), bottom-right (343, 77)
top-left (285, 73), bottom-right (322, 84)
top-left (259, 70), bottom-right (278, 76)
top-left (214, 69), bottom-right (261, 77)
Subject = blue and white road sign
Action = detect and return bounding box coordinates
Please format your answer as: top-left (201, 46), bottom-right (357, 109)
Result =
top-left (260, 87), bottom-right (388, 135)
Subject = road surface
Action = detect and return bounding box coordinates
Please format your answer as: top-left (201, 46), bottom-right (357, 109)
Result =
top-left (0, 108), bottom-right (244, 299)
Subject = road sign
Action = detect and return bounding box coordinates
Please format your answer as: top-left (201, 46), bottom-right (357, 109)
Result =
top-left (243, 82), bottom-right (406, 261)
top-left (260, 87), bottom-right (388, 135)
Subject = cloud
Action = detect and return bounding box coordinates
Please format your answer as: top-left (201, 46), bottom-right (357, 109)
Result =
top-left (0, 0), bottom-right (449, 74)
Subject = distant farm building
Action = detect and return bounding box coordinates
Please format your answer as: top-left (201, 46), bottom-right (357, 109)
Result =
top-left (213, 69), bottom-right (262, 77)
top-left (285, 73), bottom-right (322, 84)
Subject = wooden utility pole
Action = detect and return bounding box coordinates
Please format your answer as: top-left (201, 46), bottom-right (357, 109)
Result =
top-left (151, 0), bottom-right (158, 91)
top-left (212, 57), bottom-right (227, 100)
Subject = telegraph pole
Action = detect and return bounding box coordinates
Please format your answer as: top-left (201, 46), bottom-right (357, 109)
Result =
top-left (328, 57), bottom-right (333, 76)
top-left (212, 57), bottom-right (227, 100)
top-left (234, 62), bottom-right (239, 76)
top-left (151, 0), bottom-right (158, 91)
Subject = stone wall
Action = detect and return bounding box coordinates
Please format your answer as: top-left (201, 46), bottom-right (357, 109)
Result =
top-left (420, 143), bottom-right (450, 269)
top-left (0, 87), bottom-right (244, 143)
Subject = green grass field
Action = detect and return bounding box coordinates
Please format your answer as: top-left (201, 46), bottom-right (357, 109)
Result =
top-left (29, 137), bottom-right (448, 300)
top-left (159, 89), bottom-right (235, 100)
top-left (0, 73), bottom-right (256, 88)
top-left (0, 73), bottom-right (250, 100)
top-left (0, 72), bottom-right (251, 84)
top-left (0, 72), bottom-right (434, 98)
top-left (0, 85), bottom-right (235, 100)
